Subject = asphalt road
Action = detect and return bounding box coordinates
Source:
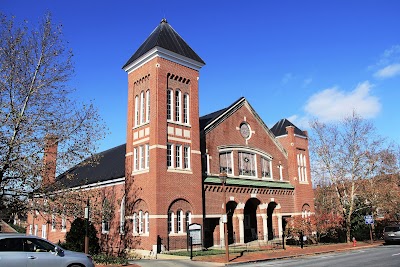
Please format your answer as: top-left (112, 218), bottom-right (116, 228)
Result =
top-left (239, 245), bottom-right (400, 267)
top-left (132, 245), bottom-right (400, 267)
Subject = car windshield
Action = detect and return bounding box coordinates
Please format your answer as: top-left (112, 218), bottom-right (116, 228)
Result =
top-left (385, 226), bottom-right (400, 232)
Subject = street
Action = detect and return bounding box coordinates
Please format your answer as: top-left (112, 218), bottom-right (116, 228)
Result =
top-left (131, 245), bottom-right (400, 267)
top-left (239, 245), bottom-right (400, 267)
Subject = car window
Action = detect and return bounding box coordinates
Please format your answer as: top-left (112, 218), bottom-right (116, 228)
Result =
top-left (385, 226), bottom-right (400, 232)
top-left (25, 238), bottom-right (56, 252)
top-left (0, 238), bottom-right (24, 251)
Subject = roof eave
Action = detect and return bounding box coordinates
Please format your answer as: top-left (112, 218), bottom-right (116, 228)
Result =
top-left (123, 46), bottom-right (205, 74)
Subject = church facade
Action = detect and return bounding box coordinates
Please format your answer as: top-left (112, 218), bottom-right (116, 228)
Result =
top-left (27, 19), bottom-right (314, 253)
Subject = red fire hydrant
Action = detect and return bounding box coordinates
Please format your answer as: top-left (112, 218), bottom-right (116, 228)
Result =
top-left (352, 237), bottom-right (357, 247)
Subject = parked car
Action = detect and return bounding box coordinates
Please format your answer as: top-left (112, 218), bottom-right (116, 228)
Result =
top-left (0, 233), bottom-right (95, 267)
top-left (383, 224), bottom-right (400, 244)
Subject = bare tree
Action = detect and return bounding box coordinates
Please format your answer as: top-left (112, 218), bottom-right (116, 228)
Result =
top-left (310, 112), bottom-right (398, 242)
top-left (0, 13), bottom-right (106, 204)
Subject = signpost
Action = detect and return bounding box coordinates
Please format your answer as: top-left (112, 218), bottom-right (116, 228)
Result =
top-left (188, 223), bottom-right (202, 260)
top-left (364, 215), bottom-right (374, 244)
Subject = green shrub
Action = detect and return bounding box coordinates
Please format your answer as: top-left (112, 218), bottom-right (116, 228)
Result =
top-left (64, 218), bottom-right (100, 255)
top-left (92, 253), bottom-right (128, 265)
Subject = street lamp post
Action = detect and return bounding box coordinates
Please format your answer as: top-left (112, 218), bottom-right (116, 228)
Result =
top-left (84, 198), bottom-right (90, 254)
top-left (219, 172), bottom-right (229, 263)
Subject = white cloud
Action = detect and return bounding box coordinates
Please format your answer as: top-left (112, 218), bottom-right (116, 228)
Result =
top-left (374, 63), bottom-right (400, 79)
top-left (304, 81), bottom-right (380, 122)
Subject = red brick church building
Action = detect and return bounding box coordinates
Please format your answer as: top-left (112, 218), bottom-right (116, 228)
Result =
top-left (27, 19), bottom-right (314, 254)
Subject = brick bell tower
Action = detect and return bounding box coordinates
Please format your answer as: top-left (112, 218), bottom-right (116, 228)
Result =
top-left (122, 19), bottom-right (205, 251)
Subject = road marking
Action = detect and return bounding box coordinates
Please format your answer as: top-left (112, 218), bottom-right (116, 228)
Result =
top-left (392, 252), bottom-right (400, 256)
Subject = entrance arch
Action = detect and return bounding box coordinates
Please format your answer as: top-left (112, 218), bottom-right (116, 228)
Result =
top-left (244, 198), bottom-right (261, 243)
top-left (267, 202), bottom-right (277, 240)
top-left (226, 201), bottom-right (237, 244)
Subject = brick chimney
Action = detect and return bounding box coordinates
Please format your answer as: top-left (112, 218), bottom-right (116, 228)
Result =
top-left (42, 135), bottom-right (58, 187)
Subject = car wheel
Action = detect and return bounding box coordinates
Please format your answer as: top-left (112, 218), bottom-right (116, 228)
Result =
top-left (68, 265), bottom-right (83, 267)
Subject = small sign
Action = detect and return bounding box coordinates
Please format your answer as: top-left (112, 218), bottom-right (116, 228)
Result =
top-left (364, 215), bottom-right (374, 225)
top-left (188, 223), bottom-right (202, 246)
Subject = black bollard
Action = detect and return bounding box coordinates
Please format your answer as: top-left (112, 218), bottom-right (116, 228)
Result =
top-left (300, 232), bottom-right (304, 249)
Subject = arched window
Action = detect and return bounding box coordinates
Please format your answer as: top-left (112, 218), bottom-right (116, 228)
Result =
top-left (175, 90), bottom-right (181, 122)
top-left (146, 90), bottom-right (150, 122)
top-left (183, 94), bottom-right (189, 124)
top-left (120, 197), bottom-right (125, 234)
top-left (134, 95), bottom-right (139, 127)
top-left (167, 89), bottom-right (173, 121)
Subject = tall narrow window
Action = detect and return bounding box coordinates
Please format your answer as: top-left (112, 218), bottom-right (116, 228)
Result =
top-left (168, 211), bottom-right (175, 233)
top-left (219, 152), bottom-right (233, 174)
top-left (140, 91), bottom-right (145, 124)
top-left (42, 224), bottom-right (47, 239)
top-left (145, 212), bottom-right (149, 233)
top-left (29, 225), bottom-right (33, 235)
top-left (185, 211), bottom-right (192, 227)
top-left (61, 216), bottom-right (66, 231)
top-left (134, 95), bottom-right (139, 127)
top-left (261, 157), bottom-right (271, 178)
top-left (279, 164), bottom-right (283, 181)
top-left (167, 89), bottom-right (173, 120)
top-left (120, 197), bottom-right (125, 234)
top-left (146, 90), bottom-right (150, 122)
top-left (238, 152), bottom-right (256, 176)
top-left (175, 90), bottom-right (181, 122)
top-left (34, 224), bottom-right (38, 235)
top-left (145, 144), bottom-right (150, 169)
top-left (133, 147), bottom-right (138, 171)
top-left (183, 94), bottom-right (189, 124)
top-left (167, 144), bottom-right (172, 168)
top-left (297, 153), bottom-right (307, 182)
top-left (175, 144), bottom-right (182, 168)
top-left (51, 214), bottom-right (56, 231)
top-left (138, 210), bottom-right (143, 234)
top-left (133, 213), bottom-right (137, 234)
top-left (177, 210), bottom-right (183, 233)
top-left (140, 145), bottom-right (145, 169)
top-left (184, 146), bottom-right (190, 169)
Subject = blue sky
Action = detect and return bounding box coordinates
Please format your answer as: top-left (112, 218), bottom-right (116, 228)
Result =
top-left (3, 0), bottom-right (400, 152)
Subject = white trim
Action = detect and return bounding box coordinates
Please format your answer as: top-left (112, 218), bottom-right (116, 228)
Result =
top-left (167, 136), bottom-right (192, 143)
top-left (191, 150), bottom-right (201, 154)
top-left (132, 137), bottom-right (150, 146)
top-left (123, 46), bottom-right (205, 74)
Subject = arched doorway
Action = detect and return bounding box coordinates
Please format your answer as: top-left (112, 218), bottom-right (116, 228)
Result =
top-left (226, 201), bottom-right (237, 244)
top-left (267, 202), bottom-right (277, 240)
top-left (244, 198), bottom-right (260, 243)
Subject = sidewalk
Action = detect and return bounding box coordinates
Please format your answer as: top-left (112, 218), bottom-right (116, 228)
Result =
top-left (193, 240), bottom-right (384, 265)
top-left (95, 241), bottom-right (383, 267)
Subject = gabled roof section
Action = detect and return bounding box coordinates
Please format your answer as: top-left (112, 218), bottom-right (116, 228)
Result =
top-left (271, 119), bottom-right (307, 137)
top-left (122, 19), bottom-right (205, 70)
top-left (200, 97), bottom-right (288, 157)
top-left (51, 144), bottom-right (126, 190)
top-left (199, 97), bottom-right (245, 131)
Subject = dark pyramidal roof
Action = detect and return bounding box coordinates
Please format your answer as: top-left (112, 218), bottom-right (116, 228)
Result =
top-left (270, 119), bottom-right (306, 137)
top-left (122, 19), bottom-right (205, 69)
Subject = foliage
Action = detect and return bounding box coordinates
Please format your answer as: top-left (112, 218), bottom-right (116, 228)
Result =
top-left (9, 223), bottom-right (26, 233)
top-left (92, 253), bottom-right (128, 265)
top-left (310, 112), bottom-right (399, 242)
top-left (0, 12), bottom-right (106, 207)
top-left (64, 217), bottom-right (100, 255)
